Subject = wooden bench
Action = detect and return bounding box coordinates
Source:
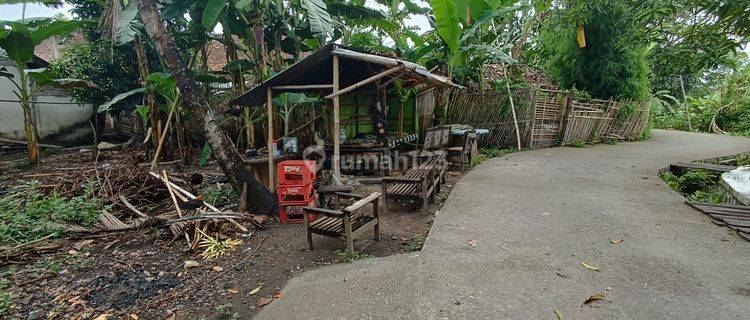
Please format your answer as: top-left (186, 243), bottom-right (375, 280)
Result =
top-left (381, 154), bottom-right (446, 211)
top-left (302, 192), bottom-right (382, 251)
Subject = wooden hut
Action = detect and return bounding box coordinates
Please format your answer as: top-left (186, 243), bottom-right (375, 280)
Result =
top-left (230, 43), bottom-right (458, 189)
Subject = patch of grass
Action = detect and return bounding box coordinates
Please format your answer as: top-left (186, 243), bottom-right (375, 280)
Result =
top-left (405, 234), bottom-right (425, 254)
top-left (735, 153), bottom-right (750, 166)
top-left (0, 278), bottom-right (9, 290)
top-left (471, 154), bottom-right (488, 166)
top-left (0, 291), bottom-right (17, 316)
top-left (472, 147), bottom-right (519, 166)
top-left (213, 303), bottom-right (240, 319)
top-left (34, 258), bottom-right (62, 276)
top-left (480, 147), bottom-right (513, 158)
top-left (334, 249), bottom-right (373, 263)
top-left (10, 160), bottom-right (30, 170)
top-left (569, 140), bottom-right (586, 148)
top-left (214, 303), bottom-right (232, 314)
top-left (0, 182), bottom-right (107, 246)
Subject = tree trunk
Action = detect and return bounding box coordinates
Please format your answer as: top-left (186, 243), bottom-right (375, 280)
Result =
top-left (223, 31), bottom-right (253, 148)
top-left (21, 102), bottom-right (39, 166)
top-left (135, 0), bottom-right (276, 215)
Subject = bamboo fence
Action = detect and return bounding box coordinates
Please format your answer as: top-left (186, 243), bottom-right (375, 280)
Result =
top-left (446, 88), bottom-right (651, 149)
top-left (445, 89), bottom-right (535, 149)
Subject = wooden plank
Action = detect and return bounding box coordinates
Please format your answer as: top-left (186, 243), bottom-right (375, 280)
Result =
top-left (343, 192), bottom-right (381, 213)
top-left (670, 162), bottom-right (736, 173)
top-left (273, 84), bottom-right (333, 90)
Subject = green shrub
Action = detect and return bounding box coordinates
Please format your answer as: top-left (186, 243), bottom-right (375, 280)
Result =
top-left (679, 169), bottom-right (719, 194)
top-left (541, 0), bottom-right (650, 101)
top-left (569, 140), bottom-right (585, 148)
top-left (689, 188), bottom-right (726, 204)
top-left (660, 169), bottom-right (725, 203)
top-left (405, 234), bottom-right (425, 254)
top-left (0, 291), bottom-right (16, 316)
top-left (660, 171), bottom-right (682, 192)
top-left (735, 153), bottom-right (750, 166)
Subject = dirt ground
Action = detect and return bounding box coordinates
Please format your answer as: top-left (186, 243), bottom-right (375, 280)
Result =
top-left (0, 147), bottom-right (462, 319)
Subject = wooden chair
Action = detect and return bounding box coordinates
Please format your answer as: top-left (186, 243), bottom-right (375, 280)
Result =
top-left (302, 192), bottom-right (382, 251)
top-left (381, 154), bottom-right (446, 211)
top-left (447, 131), bottom-right (477, 169)
top-left (383, 126), bottom-right (449, 211)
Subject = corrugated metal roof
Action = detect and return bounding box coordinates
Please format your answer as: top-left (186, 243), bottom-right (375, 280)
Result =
top-left (230, 43), bottom-right (459, 107)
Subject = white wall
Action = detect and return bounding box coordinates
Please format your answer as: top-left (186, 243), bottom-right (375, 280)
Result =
top-left (0, 57), bottom-right (93, 145)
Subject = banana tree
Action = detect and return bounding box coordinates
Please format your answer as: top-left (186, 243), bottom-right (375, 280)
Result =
top-left (0, 18), bottom-right (92, 166)
top-left (272, 93), bottom-right (322, 136)
top-left (429, 0), bottom-right (521, 83)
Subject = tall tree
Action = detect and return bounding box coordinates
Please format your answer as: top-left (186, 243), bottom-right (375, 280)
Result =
top-left (134, 0), bottom-right (276, 215)
top-left (540, 0), bottom-right (650, 100)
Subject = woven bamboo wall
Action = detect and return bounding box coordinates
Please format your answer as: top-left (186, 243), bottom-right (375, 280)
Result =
top-left (445, 89), bottom-right (535, 149)
top-left (445, 88), bottom-right (650, 149)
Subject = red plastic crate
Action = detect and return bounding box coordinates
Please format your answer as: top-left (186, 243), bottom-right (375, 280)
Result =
top-left (278, 160), bottom-right (317, 185)
top-left (277, 184), bottom-right (315, 203)
top-left (280, 196), bottom-right (317, 224)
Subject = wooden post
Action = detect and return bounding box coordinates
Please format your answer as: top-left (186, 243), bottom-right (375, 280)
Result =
top-left (557, 91), bottom-right (573, 145)
top-left (333, 55), bottom-right (341, 183)
top-left (267, 87), bottom-right (274, 190)
top-left (343, 211), bottom-right (354, 251)
top-left (501, 62), bottom-right (522, 151)
top-left (303, 209), bottom-right (313, 250)
top-left (528, 86), bottom-right (539, 148)
top-left (373, 195), bottom-right (380, 241)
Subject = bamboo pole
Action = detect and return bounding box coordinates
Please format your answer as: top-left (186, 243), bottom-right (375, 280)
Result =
top-left (332, 55), bottom-right (341, 183)
top-left (501, 62), bottom-right (522, 150)
top-left (325, 66), bottom-right (403, 99)
top-left (149, 96), bottom-right (181, 171)
top-left (267, 87), bottom-right (274, 190)
top-left (679, 75), bottom-right (692, 131)
top-left (273, 84), bottom-right (333, 90)
top-left (162, 170), bottom-right (190, 245)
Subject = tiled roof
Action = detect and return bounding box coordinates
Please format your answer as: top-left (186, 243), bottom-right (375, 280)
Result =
top-left (33, 33), bottom-right (85, 63)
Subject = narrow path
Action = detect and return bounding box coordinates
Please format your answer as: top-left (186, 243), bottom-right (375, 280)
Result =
top-left (257, 130), bottom-right (750, 319)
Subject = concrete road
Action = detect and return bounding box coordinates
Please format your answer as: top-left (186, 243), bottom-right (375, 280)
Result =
top-left (257, 130), bottom-right (750, 320)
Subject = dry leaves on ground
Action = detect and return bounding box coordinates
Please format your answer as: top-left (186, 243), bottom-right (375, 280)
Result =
top-left (581, 261), bottom-right (600, 271)
top-left (581, 292), bottom-right (609, 307)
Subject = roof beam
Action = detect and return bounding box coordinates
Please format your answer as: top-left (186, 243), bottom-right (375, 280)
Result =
top-left (381, 71), bottom-right (408, 87)
top-left (272, 84), bottom-right (333, 90)
top-left (325, 66), bottom-right (403, 100)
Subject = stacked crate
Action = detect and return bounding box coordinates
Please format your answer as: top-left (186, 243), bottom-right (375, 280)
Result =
top-left (277, 160), bottom-right (317, 223)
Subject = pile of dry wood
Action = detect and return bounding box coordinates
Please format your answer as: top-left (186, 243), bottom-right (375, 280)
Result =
top-left (1, 149), bottom-right (265, 262)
